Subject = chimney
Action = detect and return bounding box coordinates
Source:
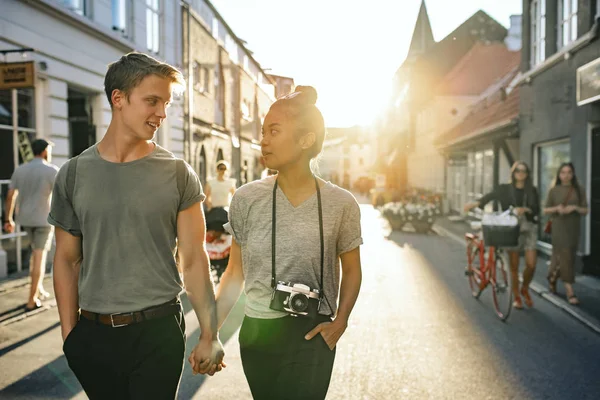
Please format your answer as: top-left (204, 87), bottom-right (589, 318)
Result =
top-left (504, 15), bottom-right (522, 51)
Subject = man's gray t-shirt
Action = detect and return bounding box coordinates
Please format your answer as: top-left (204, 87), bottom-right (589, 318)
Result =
top-left (48, 144), bottom-right (205, 314)
top-left (9, 158), bottom-right (59, 227)
top-left (224, 176), bottom-right (363, 319)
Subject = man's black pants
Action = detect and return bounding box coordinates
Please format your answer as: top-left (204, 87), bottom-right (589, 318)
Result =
top-left (63, 309), bottom-right (186, 400)
top-left (239, 314), bottom-right (336, 400)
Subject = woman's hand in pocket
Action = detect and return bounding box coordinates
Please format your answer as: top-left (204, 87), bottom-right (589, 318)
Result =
top-left (305, 318), bottom-right (348, 350)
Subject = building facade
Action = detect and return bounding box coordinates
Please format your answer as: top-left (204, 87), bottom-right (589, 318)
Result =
top-left (518, 0), bottom-right (600, 273)
top-left (183, 0), bottom-right (277, 186)
top-left (379, 1), bottom-right (508, 193)
top-left (0, 0), bottom-right (185, 177)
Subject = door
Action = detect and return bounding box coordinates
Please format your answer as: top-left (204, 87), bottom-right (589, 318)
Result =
top-left (589, 128), bottom-right (600, 275)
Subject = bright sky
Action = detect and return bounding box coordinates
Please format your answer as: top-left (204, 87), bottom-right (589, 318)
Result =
top-left (210, 0), bottom-right (522, 128)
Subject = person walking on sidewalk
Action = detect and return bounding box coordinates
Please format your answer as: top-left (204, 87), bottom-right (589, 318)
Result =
top-left (205, 160), bottom-right (236, 211)
top-left (48, 52), bottom-right (224, 399)
top-left (4, 139), bottom-right (58, 311)
top-left (215, 86), bottom-right (363, 400)
top-left (464, 161), bottom-right (540, 310)
top-left (543, 162), bottom-right (588, 305)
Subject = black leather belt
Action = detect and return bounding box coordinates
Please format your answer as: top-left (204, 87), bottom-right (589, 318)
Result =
top-left (80, 299), bottom-right (181, 328)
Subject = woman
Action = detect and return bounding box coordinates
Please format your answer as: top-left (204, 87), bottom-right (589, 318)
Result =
top-left (215, 86), bottom-right (363, 399)
top-left (464, 161), bottom-right (540, 309)
top-left (204, 160), bottom-right (236, 210)
top-left (543, 163), bottom-right (588, 305)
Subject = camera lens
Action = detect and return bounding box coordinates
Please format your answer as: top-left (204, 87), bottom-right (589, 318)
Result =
top-left (289, 293), bottom-right (309, 312)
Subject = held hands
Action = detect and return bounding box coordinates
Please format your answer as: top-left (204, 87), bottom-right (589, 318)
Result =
top-left (305, 318), bottom-right (348, 351)
top-left (557, 204), bottom-right (577, 215)
top-left (563, 205), bottom-right (578, 214)
top-left (188, 337), bottom-right (226, 376)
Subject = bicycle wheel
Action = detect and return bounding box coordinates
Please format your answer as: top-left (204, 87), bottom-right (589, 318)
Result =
top-left (491, 250), bottom-right (512, 321)
top-left (466, 245), bottom-right (483, 299)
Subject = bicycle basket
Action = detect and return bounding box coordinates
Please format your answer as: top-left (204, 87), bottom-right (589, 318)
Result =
top-left (481, 212), bottom-right (520, 248)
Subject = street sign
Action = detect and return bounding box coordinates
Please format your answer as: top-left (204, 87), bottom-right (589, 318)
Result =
top-left (0, 61), bottom-right (35, 90)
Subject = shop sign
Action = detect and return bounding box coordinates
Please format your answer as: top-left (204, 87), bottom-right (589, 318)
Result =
top-left (0, 61), bottom-right (35, 90)
top-left (577, 57), bottom-right (600, 106)
top-left (17, 131), bottom-right (34, 163)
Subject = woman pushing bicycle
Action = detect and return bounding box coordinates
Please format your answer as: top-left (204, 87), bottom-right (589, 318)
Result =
top-left (464, 161), bottom-right (540, 310)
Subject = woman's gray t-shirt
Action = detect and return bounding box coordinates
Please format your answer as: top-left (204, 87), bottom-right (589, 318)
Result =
top-left (224, 176), bottom-right (363, 319)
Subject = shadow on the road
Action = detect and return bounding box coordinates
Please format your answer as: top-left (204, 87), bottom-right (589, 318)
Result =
top-left (0, 354), bottom-right (83, 399)
top-left (385, 229), bottom-right (600, 399)
top-left (0, 321), bottom-right (61, 358)
top-left (0, 304), bottom-right (29, 321)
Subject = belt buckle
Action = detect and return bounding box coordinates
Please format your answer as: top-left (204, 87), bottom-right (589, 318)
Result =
top-left (110, 312), bottom-right (133, 328)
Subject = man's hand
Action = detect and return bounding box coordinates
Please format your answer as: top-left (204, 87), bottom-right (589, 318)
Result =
top-left (188, 337), bottom-right (226, 376)
top-left (305, 318), bottom-right (348, 351)
top-left (3, 220), bottom-right (15, 233)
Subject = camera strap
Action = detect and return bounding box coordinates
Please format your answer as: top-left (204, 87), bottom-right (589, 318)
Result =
top-left (271, 177), bottom-right (325, 302)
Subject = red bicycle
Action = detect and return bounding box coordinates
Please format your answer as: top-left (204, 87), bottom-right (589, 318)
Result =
top-left (464, 220), bottom-right (512, 321)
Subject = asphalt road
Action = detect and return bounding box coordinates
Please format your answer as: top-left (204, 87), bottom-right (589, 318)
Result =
top-left (1, 206), bottom-right (599, 399)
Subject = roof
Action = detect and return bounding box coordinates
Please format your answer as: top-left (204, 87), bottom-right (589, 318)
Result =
top-left (435, 68), bottom-right (521, 148)
top-left (406, 1), bottom-right (435, 61)
top-left (437, 42), bottom-right (521, 96)
top-left (397, 10), bottom-right (508, 108)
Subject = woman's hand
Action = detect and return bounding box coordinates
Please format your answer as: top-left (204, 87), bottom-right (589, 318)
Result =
top-left (463, 202), bottom-right (478, 213)
top-left (305, 318), bottom-right (348, 350)
top-left (514, 207), bottom-right (530, 216)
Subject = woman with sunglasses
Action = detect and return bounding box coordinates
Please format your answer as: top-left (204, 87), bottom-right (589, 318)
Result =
top-left (205, 160), bottom-right (236, 211)
top-left (215, 86), bottom-right (363, 399)
top-left (464, 161), bottom-right (540, 309)
top-left (543, 163), bottom-right (588, 305)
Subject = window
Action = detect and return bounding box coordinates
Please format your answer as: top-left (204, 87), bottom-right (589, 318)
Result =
top-left (558, 0), bottom-right (578, 48)
top-left (241, 100), bottom-right (251, 121)
top-left (531, 0), bottom-right (546, 67)
top-left (112, 0), bottom-right (132, 38)
top-left (192, 62), bottom-right (210, 94)
top-left (61, 0), bottom-right (90, 17)
top-left (537, 140), bottom-right (571, 243)
top-left (0, 89), bottom-right (37, 180)
top-left (146, 0), bottom-right (161, 54)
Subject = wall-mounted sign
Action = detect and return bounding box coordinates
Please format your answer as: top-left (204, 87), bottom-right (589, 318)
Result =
top-left (577, 57), bottom-right (600, 106)
top-left (17, 131), bottom-right (34, 163)
top-left (0, 61), bottom-right (35, 90)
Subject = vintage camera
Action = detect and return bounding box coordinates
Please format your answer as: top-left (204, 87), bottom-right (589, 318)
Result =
top-left (270, 281), bottom-right (321, 318)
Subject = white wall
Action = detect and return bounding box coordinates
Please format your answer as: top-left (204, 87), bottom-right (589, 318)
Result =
top-left (408, 95), bottom-right (476, 192)
top-left (1, 0), bottom-right (185, 166)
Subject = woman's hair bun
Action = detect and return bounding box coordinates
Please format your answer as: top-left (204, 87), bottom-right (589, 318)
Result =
top-left (294, 85), bottom-right (317, 105)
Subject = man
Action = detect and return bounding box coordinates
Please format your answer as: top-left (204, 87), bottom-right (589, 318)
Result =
top-left (48, 52), bottom-right (224, 399)
top-left (4, 139), bottom-right (59, 310)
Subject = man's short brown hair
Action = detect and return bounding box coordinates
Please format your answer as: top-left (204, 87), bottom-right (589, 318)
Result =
top-left (104, 52), bottom-right (185, 107)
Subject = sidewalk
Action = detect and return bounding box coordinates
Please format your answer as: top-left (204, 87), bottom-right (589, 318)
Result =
top-left (0, 270), bottom-right (55, 327)
top-left (433, 215), bottom-right (600, 334)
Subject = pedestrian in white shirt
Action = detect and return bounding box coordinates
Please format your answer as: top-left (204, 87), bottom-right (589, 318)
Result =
top-left (205, 161), bottom-right (236, 210)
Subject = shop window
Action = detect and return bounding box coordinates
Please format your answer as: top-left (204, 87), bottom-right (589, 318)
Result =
top-left (0, 89), bottom-right (36, 180)
top-left (536, 140), bottom-right (571, 243)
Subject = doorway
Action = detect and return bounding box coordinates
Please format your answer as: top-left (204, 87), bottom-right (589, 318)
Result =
top-left (588, 128), bottom-right (600, 276)
top-left (67, 89), bottom-right (95, 157)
